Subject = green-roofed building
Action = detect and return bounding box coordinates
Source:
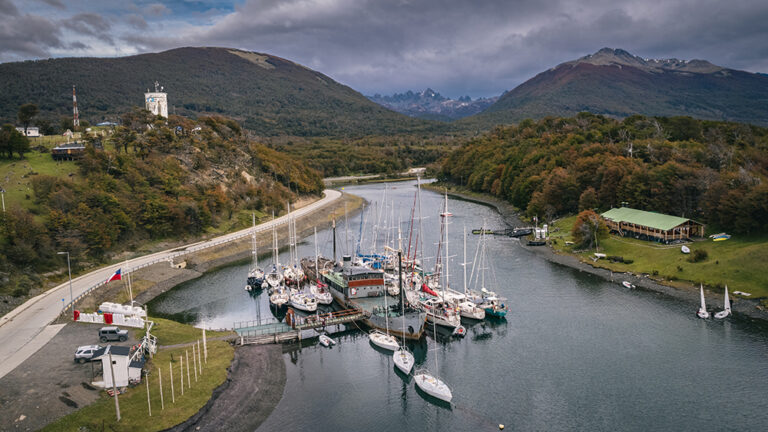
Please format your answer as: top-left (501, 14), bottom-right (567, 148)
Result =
top-left (601, 207), bottom-right (705, 243)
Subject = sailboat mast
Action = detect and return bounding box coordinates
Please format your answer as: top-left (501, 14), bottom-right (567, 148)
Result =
top-left (463, 224), bottom-right (467, 295)
top-left (417, 176), bottom-right (425, 279)
top-left (272, 212), bottom-right (277, 265)
top-left (332, 218), bottom-right (337, 264)
top-left (252, 213), bottom-right (258, 268)
top-left (443, 190), bottom-right (450, 295)
top-left (314, 227), bottom-right (319, 279)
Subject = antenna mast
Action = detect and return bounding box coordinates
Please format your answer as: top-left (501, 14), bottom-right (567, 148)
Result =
top-left (72, 85), bottom-right (80, 128)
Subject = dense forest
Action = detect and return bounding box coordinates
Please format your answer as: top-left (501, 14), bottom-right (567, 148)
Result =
top-left (442, 113), bottom-right (768, 234)
top-left (0, 113), bottom-right (323, 297)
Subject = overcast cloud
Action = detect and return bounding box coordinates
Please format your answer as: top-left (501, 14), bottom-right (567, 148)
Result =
top-left (1, 0), bottom-right (767, 97)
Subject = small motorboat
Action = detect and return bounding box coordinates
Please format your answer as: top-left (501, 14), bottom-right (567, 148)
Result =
top-left (681, 245), bottom-right (690, 254)
top-left (318, 334), bottom-right (335, 347)
top-left (622, 281), bottom-right (635, 289)
top-left (710, 233), bottom-right (731, 241)
top-left (697, 284), bottom-right (710, 319)
top-left (452, 325), bottom-right (466, 337)
top-left (244, 285), bottom-right (252, 292)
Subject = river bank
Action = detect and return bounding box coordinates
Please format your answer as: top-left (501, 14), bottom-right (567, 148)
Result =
top-left (33, 190), bottom-right (362, 431)
top-left (427, 183), bottom-right (768, 322)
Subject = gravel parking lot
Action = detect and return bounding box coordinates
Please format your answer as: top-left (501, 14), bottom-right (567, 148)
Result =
top-left (0, 322), bottom-right (138, 431)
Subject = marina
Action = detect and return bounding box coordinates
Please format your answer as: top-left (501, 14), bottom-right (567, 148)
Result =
top-left (148, 180), bottom-right (768, 430)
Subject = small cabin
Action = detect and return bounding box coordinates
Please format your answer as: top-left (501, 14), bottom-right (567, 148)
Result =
top-left (601, 207), bottom-right (705, 243)
top-left (51, 142), bottom-right (86, 161)
top-left (16, 127), bottom-right (40, 137)
top-left (91, 345), bottom-right (144, 388)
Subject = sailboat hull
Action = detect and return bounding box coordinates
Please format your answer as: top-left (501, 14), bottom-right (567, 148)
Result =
top-left (414, 373), bottom-right (452, 402)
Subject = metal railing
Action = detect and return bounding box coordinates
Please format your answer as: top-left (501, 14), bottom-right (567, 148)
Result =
top-left (59, 192), bottom-right (340, 315)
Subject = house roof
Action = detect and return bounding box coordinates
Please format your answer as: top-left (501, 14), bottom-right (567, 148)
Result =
top-left (93, 345), bottom-right (131, 359)
top-left (601, 207), bottom-right (698, 231)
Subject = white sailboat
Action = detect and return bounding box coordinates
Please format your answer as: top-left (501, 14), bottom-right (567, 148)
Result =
top-left (265, 217), bottom-right (284, 289)
top-left (369, 269), bottom-right (399, 351)
top-left (414, 316), bottom-right (452, 403)
top-left (289, 288), bottom-right (318, 312)
top-left (393, 251), bottom-right (415, 375)
top-left (309, 227), bottom-right (333, 305)
top-left (697, 284), bottom-right (710, 319)
top-left (714, 285), bottom-right (731, 319)
top-left (458, 225), bottom-right (485, 320)
top-left (247, 213), bottom-right (265, 290)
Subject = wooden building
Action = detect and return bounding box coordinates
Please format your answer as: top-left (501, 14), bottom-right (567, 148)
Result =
top-left (601, 207), bottom-right (705, 243)
top-left (51, 142), bottom-right (86, 161)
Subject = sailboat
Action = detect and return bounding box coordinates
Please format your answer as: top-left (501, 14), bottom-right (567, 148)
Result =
top-left (714, 285), bottom-right (731, 319)
top-left (696, 284), bottom-right (710, 319)
top-left (414, 314), bottom-right (452, 403)
top-left (308, 227), bottom-right (333, 305)
top-left (421, 191), bottom-right (461, 329)
top-left (393, 251), bottom-right (415, 375)
top-left (369, 271), bottom-right (399, 351)
top-left (457, 225), bottom-right (485, 320)
top-left (246, 213), bottom-right (266, 292)
top-left (468, 224), bottom-right (508, 318)
top-left (266, 215), bottom-right (289, 309)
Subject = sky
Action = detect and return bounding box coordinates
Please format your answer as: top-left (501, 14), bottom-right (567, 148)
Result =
top-left (1, 0), bottom-right (767, 98)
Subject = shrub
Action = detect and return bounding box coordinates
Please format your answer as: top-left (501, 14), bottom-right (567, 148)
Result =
top-left (687, 249), bottom-right (708, 263)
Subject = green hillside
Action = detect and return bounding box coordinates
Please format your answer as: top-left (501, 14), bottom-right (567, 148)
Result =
top-left (0, 47), bottom-right (442, 137)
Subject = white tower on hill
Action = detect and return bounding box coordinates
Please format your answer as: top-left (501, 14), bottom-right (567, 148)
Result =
top-left (144, 81), bottom-right (168, 118)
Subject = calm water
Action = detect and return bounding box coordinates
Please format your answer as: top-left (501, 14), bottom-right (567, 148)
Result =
top-left (149, 180), bottom-right (768, 431)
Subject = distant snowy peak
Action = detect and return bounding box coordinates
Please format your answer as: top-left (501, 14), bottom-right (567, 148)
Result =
top-left (564, 47), bottom-right (725, 74)
top-left (368, 89), bottom-right (498, 120)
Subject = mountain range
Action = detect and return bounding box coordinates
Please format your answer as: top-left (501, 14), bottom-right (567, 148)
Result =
top-left (367, 89), bottom-right (498, 121)
top-left (0, 47), bottom-right (439, 136)
top-left (1, 46), bottom-right (767, 135)
top-left (469, 48), bottom-right (768, 127)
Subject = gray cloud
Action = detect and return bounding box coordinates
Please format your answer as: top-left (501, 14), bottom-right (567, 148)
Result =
top-left (2, 0), bottom-right (768, 97)
top-left (64, 12), bottom-right (113, 44)
top-left (0, 0), bottom-right (18, 15)
top-left (0, 12), bottom-right (64, 60)
top-left (38, 0), bottom-right (65, 9)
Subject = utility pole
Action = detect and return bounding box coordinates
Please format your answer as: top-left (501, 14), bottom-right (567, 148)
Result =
top-left (57, 251), bottom-right (73, 305)
top-left (108, 351), bottom-right (121, 421)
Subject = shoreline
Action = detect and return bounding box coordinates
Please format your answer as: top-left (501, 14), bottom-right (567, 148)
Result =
top-left (434, 184), bottom-right (768, 322)
top-left (40, 190), bottom-right (362, 431)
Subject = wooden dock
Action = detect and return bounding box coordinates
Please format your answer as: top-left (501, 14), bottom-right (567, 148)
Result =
top-left (234, 308), bottom-right (367, 346)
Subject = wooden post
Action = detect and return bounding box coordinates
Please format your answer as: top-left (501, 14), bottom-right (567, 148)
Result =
top-left (159, 368), bottom-right (164, 410)
top-left (197, 340), bottom-right (203, 376)
top-left (192, 344), bottom-right (198, 382)
top-left (203, 328), bottom-right (207, 363)
top-left (169, 362), bottom-right (175, 403)
top-left (186, 350), bottom-right (191, 388)
top-left (180, 356), bottom-right (184, 396)
top-left (146, 373), bottom-right (152, 416)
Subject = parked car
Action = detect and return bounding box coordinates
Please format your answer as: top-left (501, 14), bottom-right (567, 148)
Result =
top-left (98, 326), bottom-right (128, 343)
top-left (74, 345), bottom-right (102, 363)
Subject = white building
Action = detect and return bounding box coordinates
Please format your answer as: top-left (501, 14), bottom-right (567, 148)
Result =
top-left (144, 81), bottom-right (168, 118)
top-left (92, 345), bottom-right (145, 388)
top-left (15, 127), bottom-right (40, 137)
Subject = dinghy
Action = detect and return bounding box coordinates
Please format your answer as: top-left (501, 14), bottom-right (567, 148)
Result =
top-left (622, 281), bottom-right (635, 289)
top-left (681, 245), bottom-right (690, 254)
top-left (714, 286), bottom-right (731, 319)
top-left (697, 284), bottom-right (710, 319)
top-left (319, 334), bottom-right (335, 347)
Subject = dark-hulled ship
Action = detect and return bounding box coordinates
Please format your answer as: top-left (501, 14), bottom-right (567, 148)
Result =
top-left (322, 256), bottom-right (426, 340)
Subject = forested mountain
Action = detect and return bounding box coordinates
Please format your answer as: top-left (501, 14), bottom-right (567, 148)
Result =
top-left (442, 114), bottom-right (768, 234)
top-left (467, 48), bottom-right (768, 127)
top-left (0, 47), bottom-right (441, 136)
top-left (368, 89), bottom-right (498, 121)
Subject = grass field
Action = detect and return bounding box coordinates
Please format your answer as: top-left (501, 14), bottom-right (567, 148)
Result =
top-left (147, 317), bottom-right (234, 346)
top-left (0, 150), bottom-right (80, 212)
top-left (550, 216), bottom-right (768, 298)
top-left (43, 336), bottom-right (234, 431)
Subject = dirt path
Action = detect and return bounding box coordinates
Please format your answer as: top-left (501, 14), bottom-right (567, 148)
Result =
top-left (165, 345), bottom-right (285, 432)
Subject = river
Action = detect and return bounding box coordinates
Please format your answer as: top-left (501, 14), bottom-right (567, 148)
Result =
top-left (149, 180), bottom-right (768, 431)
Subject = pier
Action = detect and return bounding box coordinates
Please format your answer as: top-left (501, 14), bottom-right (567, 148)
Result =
top-left (234, 308), bottom-right (367, 345)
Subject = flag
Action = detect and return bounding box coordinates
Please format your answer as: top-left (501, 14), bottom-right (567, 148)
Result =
top-left (106, 269), bottom-right (122, 283)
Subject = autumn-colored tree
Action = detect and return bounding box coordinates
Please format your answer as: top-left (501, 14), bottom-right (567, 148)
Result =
top-left (571, 210), bottom-right (608, 250)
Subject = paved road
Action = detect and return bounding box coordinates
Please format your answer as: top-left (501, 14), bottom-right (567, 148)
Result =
top-left (0, 189), bottom-right (341, 379)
